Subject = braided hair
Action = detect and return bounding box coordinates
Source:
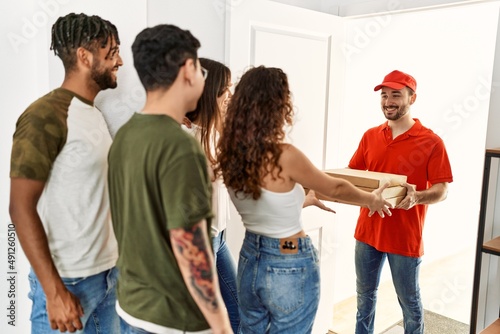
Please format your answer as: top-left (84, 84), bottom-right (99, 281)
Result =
top-left (50, 13), bottom-right (120, 71)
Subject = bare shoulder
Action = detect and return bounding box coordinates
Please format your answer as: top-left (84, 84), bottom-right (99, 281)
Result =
top-left (280, 143), bottom-right (303, 161)
top-left (279, 143), bottom-right (314, 176)
top-left (280, 142), bottom-right (293, 152)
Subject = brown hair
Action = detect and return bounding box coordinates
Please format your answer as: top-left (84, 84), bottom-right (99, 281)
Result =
top-left (216, 66), bottom-right (293, 199)
top-left (186, 58), bottom-right (231, 166)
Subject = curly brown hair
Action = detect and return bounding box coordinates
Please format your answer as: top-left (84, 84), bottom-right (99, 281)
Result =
top-left (216, 66), bottom-right (294, 200)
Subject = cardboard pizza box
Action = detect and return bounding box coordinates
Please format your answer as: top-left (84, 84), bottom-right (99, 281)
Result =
top-left (324, 168), bottom-right (407, 189)
top-left (357, 185), bottom-right (407, 198)
top-left (313, 191), bottom-right (405, 207)
top-left (304, 168), bottom-right (408, 206)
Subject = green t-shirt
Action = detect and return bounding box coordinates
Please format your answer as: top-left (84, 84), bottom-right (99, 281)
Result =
top-left (108, 113), bottom-right (213, 331)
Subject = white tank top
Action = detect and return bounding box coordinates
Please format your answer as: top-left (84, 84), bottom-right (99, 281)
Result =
top-left (228, 183), bottom-right (305, 238)
top-left (181, 123), bottom-right (229, 236)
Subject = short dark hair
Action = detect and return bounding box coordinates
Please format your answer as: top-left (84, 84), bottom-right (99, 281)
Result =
top-left (131, 24), bottom-right (201, 91)
top-left (50, 13), bottom-right (120, 72)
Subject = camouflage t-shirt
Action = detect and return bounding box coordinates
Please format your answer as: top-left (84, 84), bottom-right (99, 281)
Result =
top-left (10, 88), bottom-right (118, 277)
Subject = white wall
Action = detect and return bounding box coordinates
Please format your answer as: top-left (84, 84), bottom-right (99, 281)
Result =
top-left (97, 0), bottom-right (228, 136)
top-left (1, 2), bottom-right (44, 332)
top-left (487, 5), bottom-right (500, 148)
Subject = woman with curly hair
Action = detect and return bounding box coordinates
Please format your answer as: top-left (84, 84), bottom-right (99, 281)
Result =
top-left (216, 66), bottom-right (392, 333)
top-left (182, 58), bottom-right (240, 333)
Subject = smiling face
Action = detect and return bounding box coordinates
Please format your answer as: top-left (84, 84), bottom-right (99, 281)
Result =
top-left (90, 37), bottom-right (123, 90)
top-left (380, 86), bottom-right (415, 121)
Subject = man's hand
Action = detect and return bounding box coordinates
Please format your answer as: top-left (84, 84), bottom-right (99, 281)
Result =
top-left (46, 288), bottom-right (84, 332)
top-left (10, 178), bottom-right (84, 332)
top-left (396, 182), bottom-right (418, 210)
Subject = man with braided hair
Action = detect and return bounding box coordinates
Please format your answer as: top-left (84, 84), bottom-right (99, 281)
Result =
top-left (9, 13), bottom-right (123, 333)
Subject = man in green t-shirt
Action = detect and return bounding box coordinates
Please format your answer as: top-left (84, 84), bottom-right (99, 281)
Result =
top-left (108, 24), bottom-right (232, 334)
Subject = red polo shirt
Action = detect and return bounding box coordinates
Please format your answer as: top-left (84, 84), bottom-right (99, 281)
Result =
top-left (348, 119), bottom-right (453, 257)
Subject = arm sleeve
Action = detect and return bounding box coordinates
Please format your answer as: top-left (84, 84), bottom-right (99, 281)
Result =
top-left (427, 138), bottom-right (453, 185)
top-left (160, 147), bottom-right (213, 230)
top-left (348, 134), bottom-right (368, 170)
top-left (10, 108), bottom-right (66, 181)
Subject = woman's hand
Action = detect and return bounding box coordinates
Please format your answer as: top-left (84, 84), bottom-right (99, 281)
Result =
top-left (368, 182), bottom-right (393, 218)
top-left (303, 189), bottom-right (336, 213)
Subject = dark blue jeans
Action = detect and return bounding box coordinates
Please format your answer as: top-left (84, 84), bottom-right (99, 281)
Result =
top-left (212, 229), bottom-right (240, 333)
top-left (355, 241), bottom-right (424, 334)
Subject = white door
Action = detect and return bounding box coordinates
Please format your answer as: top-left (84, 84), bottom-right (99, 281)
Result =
top-left (225, 1), bottom-right (347, 332)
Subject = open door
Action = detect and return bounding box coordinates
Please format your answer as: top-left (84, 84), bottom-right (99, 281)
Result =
top-left (225, 1), bottom-right (347, 332)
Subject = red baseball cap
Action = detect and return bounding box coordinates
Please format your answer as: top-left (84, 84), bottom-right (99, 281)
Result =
top-left (374, 70), bottom-right (417, 92)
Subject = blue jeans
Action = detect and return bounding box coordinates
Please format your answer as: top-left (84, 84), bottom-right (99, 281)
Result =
top-left (237, 231), bottom-right (320, 334)
top-left (212, 229), bottom-right (240, 333)
top-left (355, 241), bottom-right (424, 334)
top-left (28, 267), bottom-right (119, 334)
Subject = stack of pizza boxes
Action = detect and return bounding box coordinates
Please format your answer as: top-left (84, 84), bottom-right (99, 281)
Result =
top-left (313, 168), bottom-right (407, 207)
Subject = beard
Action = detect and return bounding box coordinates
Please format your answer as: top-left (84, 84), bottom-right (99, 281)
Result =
top-left (91, 61), bottom-right (117, 90)
top-left (383, 103), bottom-right (410, 121)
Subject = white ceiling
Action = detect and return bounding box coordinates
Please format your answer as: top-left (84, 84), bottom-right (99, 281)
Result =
top-left (270, 0), bottom-right (496, 17)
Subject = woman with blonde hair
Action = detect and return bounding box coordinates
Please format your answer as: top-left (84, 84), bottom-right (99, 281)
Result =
top-left (216, 65), bottom-right (391, 333)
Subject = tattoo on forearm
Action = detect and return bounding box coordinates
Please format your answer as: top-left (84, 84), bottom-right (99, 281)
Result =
top-left (172, 225), bottom-right (219, 311)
